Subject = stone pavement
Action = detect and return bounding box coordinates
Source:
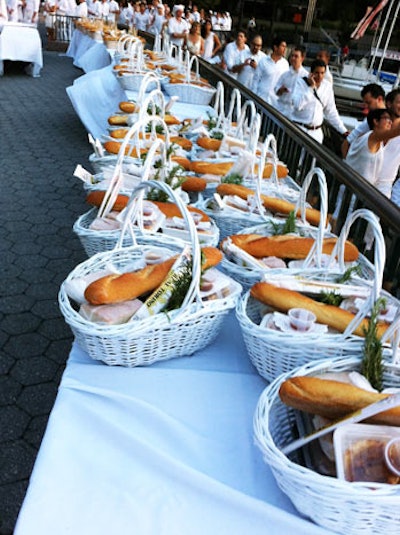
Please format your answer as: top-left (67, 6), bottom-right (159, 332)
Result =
top-left (0, 48), bottom-right (91, 534)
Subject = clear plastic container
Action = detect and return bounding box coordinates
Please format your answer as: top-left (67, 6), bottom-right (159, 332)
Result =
top-left (334, 423), bottom-right (400, 485)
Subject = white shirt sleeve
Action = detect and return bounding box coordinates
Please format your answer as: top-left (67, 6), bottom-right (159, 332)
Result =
top-left (347, 119), bottom-right (369, 144)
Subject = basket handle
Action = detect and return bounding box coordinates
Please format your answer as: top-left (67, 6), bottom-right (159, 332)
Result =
top-left (119, 179), bottom-right (202, 314)
top-left (236, 99), bottom-right (257, 141)
top-left (98, 116), bottom-right (169, 219)
top-left (333, 209), bottom-right (386, 337)
top-left (137, 72), bottom-right (161, 108)
top-left (213, 81), bottom-right (225, 125)
top-left (222, 88), bottom-right (242, 132)
top-left (296, 167), bottom-right (329, 269)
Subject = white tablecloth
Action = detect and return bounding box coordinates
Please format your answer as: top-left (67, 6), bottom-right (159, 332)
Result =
top-left (0, 22), bottom-right (43, 77)
top-left (15, 312), bottom-right (334, 535)
top-left (66, 64), bottom-right (127, 139)
top-left (66, 29), bottom-right (111, 73)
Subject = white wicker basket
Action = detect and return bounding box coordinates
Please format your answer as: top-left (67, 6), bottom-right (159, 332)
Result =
top-left (236, 209), bottom-right (396, 382)
top-left (219, 167), bottom-right (330, 290)
top-left (254, 354), bottom-right (400, 535)
top-left (199, 139), bottom-right (308, 241)
top-left (164, 55), bottom-right (216, 106)
top-left (60, 180), bottom-right (242, 366)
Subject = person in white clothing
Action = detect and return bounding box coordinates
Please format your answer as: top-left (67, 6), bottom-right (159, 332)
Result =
top-left (201, 18), bottom-right (221, 62)
top-left (236, 35), bottom-right (265, 87)
top-left (23, 0), bottom-right (39, 24)
top-left (75, 0), bottom-right (88, 18)
top-left (119, 0), bottom-right (134, 28)
top-left (98, 0), bottom-right (110, 20)
top-left (291, 59), bottom-right (348, 143)
top-left (0, 0), bottom-right (7, 21)
top-left (275, 45), bottom-right (308, 118)
top-left (316, 50), bottom-right (333, 84)
top-left (376, 89), bottom-right (400, 197)
top-left (223, 29), bottom-right (250, 80)
top-left (87, 0), bottom-right (100, 18)
top-left (135, 2), bottom-right (150, 31)
top-left (167, 5), bottom-right (189, 48)
top-left (341, 83), bottom-right (386, 158)
top-left (345, 108), bottom-right (400, 191)
top-left (149, 4), bottom-right (165, 34)
top-left (107, 0), bottom-right (120, 23)
top-left (6, 0), bottom-right (19, 21)
top-left (251, 37), bottom-right (289, 106)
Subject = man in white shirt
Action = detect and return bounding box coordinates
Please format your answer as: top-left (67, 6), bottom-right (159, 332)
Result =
top-left (223, 29), bottom-right (250, 80)
top-left (236, 35), bottom-right (265, 88)
top-left (167, 5), bottom-right (189, 48)
top-left (275, 45), bottom-right (308, 118)
top-left (341, 83), bottom-right (386, 158)
top-left (316, 49), bottom-right (333, 84)
top-left (135, 2), bottom-right (150, 31)
top-left (291, 59), bottom-right (348, 143)
top-left (149, 3), bottom-right (165, 34)
top-left (251, 37), bottom-right (289, 106)
top-left (87, 0), bottom-right (100, 18)
top-left (75, 0), bottom-right (87, 18)
top-left (107, 0), bottom-right (120, 23)
top-left (98, 0), bottom-right (110, 20)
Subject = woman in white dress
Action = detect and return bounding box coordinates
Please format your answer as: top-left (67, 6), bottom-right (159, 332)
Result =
top-left (201, 18), bottom-right (221, 63)
top-left (345, 108), bottom-right (400, 191)
top-left (185, 21), bottom-right (204, 56)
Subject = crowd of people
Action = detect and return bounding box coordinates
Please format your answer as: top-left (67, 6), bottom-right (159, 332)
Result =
top-left (3, 0), bottom-right (398, 199)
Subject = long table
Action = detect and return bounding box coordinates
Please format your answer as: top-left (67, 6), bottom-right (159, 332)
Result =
top-left (66, 28), bottom-right (112, 73)
top-left (0, 22), bottom-right (43, 77)
top-left (15, 312), bottom-right (334, 534)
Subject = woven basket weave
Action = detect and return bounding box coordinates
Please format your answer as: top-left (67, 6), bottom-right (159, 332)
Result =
top-left (60, 180), bottom-right (242, 366)
top-left (254, 354), bottom-right (400, 535)
top-left (236, 209), bottom-right (394, 382)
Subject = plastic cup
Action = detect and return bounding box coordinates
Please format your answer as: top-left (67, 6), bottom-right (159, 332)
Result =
top-left (384, 437), bottom-right (400, 476)
top-left (288, 308), bottom-right (317, 332)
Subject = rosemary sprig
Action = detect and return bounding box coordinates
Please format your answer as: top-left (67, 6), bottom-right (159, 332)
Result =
top-left (221, 173), bottom-right (243, 185)
top-left (210, 130), bottom-right (224, 140)
top-left (335, 265), bottom-right (362, 284)
top-left (361, 297), bottom-right (387, 392)
top-left (270, 211), bottom-right (297, 235)
top-left (164, 261), bottom-right (192, 312)
top-left (319, 291), bottom-right (343, 307)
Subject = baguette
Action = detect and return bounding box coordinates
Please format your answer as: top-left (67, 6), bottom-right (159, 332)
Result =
top-left (251, 281), bottom-right (388, 339)
top-left (171, 155), bottom-right (191, 170)
top-left (108, 114), bottom-right (129, 126)
top-left (216, 183), bottom-right (322, 227)
top-left (85, 246), bottom-right (223, 305)
top-left (279, 376), bottom-right (400, 426)
top-left (151, 201), bottom-right (210, 222)
top-left (110, 128), bottom-right (129, 139)
top-left (86, 191), bottom-right (129, 212)
top-left (103, 141), bottom-right (146, 157)
top-left (225, 234), bottom-right (359, 262)
top-left (181, 176), bottom-right (207, 192)
top-left (164, 114), bottom-right (181, 126)
top-left (196, 137), bottom-right (222, 152)
top-left (119, 101), bottom-right (137, 113)
top-left (170, 136), bottom-right (193, 151)
top-left (190, 161), bottom-right (234, 176)
top-left (85, 256), bottom-right (177, 305)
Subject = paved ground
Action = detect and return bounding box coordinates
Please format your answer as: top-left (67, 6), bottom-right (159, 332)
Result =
top-left (0, 46), bottom-right (90, 533)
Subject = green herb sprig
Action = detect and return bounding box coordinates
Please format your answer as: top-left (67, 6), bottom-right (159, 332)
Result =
top-left (361, 297), bottom-right (387, 392)
top-left (336, 265), bottom-right (362, 284)
top-left (271, 211), bottom-right (297, 235)
top-left (221, 173), bottom-right (243, 185)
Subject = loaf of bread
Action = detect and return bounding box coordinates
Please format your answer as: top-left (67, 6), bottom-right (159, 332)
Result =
top-left (251, 281), bottom-right (388, 339)
top-left (216, 183), bottom-right (322, 227)
top-left (119, 101), bottom-right (137, 114)
top-left (196, 137), bottom-right (222, 152)
top-left (110, 128), bottom-right (129, 139)
top-left (86, 191), bottom-right (129, 212)
top-left (85, 257), bottom-right (177, 305)
top-left (108, 115), bottom-right (129, 126)
top-left (170, 136), bottom-right (193, 151)
top-left (171, 155), bottom-right (191, 170)
top-left (85, 247), bottom-right (223, 305)
top-left (279, 376), bottom-right (400, 426)
top-left (151, 201), bottom-right (210, 222)
top-left (181, 176), bottom-right (207, 192)
top-left (164, 114), bottom-right (181, 126)
top-left (103, 141), bottom-right (146, 157)
top-left (258, 162), bottom-right (289, 179)
top-left (190, 161), bottom-right (235, 176)
top-left (225, 234), bottom-right (359, 262)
